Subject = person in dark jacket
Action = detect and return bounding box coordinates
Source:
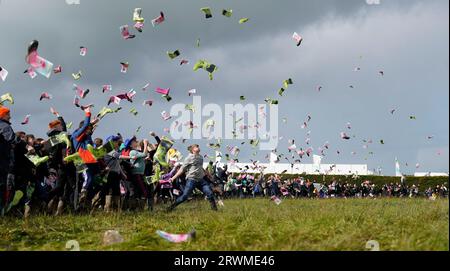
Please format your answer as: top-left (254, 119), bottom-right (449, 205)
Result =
top-left (143, 132), bottom-right (161, 210)
top-left (45, 111), bottom-right (75, 215)
top-left (102, 135), bottom-right (128, 212)
top-left (0, 106), bottom-right (22, 216)
top-left (12, 131), bottom-right (34, 218)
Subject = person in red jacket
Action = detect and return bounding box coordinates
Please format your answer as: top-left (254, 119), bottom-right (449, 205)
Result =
top-left (71, 107), bottom-right (99, 205)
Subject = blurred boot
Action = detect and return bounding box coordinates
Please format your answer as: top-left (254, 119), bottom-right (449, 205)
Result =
top-left (210, 200), bottom-right (218, 211)
top-left (55, 200), bottom-right (64, 216)
top-left (112, 196), bottom-right (121, 212)
top-left (79, 189), bottom-right (87, 205)
top-left (147, 197), bottom-right (153, 212)
top-left (137, 198), bottom-right (145, 210)
top-left (24, 204), bottom-right (31, 219)
top-left (91, 192), bottom-right (101, 209)
top-left (128, 198), bottom-right (137, 211)
top-left (104, 195), bottom-right (112, 213)
top-left (47, 198), bottom-right (56, 214)
top-left (166, 201), bottom-right (180, 213)
top-left (0, 199), bottom-right (3, 217)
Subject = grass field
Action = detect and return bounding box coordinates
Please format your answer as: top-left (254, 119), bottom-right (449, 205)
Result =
top-left (0, 198), bottom-right (448, 251)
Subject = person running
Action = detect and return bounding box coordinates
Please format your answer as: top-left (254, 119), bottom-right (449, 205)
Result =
top-left (167, 144), bottom-right (217, 211)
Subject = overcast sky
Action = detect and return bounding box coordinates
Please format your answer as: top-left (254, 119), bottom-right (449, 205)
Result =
top-left (0, 0), bottom-right (448, 175)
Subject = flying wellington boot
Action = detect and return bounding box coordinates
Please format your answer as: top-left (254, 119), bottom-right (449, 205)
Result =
top-left (0, 92), bottom-right (14, 105)
top-left (87, 144), bottom-right (107, 159)
top-left (6, 191), bottom-right (23, 213)
top-left (64, 152), bottom-right (81, 163)
top-left (133, 8), bottom-right (145, 23)
top-left (153, 137), bottom-right (174, 168)
top-left (25, 154), bottom-right (49, 167)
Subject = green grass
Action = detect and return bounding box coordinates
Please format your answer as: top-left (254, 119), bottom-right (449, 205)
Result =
top-left (0, 198), bottom-right (448, 251)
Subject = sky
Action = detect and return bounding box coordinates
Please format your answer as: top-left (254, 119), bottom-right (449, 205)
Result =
top-left (0, 0), bottom-right (448, 175)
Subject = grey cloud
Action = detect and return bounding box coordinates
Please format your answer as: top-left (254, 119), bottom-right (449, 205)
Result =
top-left (0, 0), bottom-right (448, 175)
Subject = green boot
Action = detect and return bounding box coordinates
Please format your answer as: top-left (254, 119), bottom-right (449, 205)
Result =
top-left (64, 152), bottom-right (81, 163)
top-left (193, 60), bottom-right (206, 71)
top-left (153, 137), bottom-right (174, 168)
top-left (97, 107), bottom-right (114, 120)
top-left (26, 154), bottom-right (49, 167)
top-left (167, 50), bottom-right (181, 60)
top-left (0, 92), bottom-right (14, 105)
top-left (87, 144), bottom-right (107, 159)
top-left (6, 190), bottom-right (23, 213)
top-left (151, 164), bottom-right (162, 184)
top-left (49, 133), bottom-right (71, 147)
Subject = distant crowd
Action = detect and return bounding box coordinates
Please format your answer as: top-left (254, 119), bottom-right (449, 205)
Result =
top-left (217, 171), bottom-right (449, 200)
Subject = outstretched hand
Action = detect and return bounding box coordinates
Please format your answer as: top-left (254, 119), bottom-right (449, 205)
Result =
top-left (50, 107), bottom-right (60, 117)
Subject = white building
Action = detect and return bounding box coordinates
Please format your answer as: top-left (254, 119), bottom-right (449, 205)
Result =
top-left (414, 172), bottom-right (449, 177)
top-left (222, 162), bottom-right (372, 175)
top-left (208, 153), bottom-right (373, 175)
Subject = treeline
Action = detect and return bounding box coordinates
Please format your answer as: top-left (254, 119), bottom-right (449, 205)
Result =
top-left (240, 174), bottom-right (449, 189)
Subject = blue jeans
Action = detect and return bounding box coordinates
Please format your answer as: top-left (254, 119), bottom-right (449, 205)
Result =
top-left (175, 178), bottom-right (215, 205)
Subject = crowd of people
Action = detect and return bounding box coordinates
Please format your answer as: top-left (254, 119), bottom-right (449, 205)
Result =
top-left (219, 173), bottom-right (448, 200)
top-left (0, 106), bottom-right (448, 218)
top-left (0, 105), bottom-right (223, 217)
